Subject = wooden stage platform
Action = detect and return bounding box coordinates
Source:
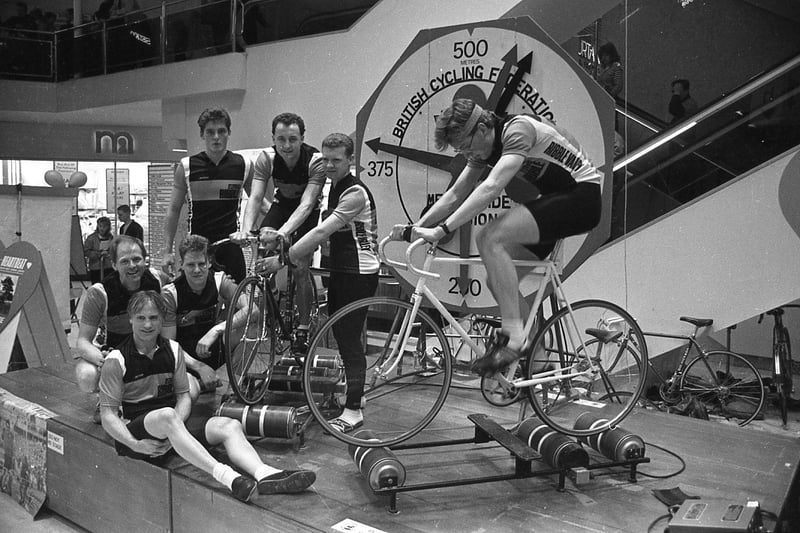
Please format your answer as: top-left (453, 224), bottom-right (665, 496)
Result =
top-left (1, 360), bottom-right (798, 532)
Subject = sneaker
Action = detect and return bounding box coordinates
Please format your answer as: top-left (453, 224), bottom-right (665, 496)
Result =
top-left (257, 469), bottom-right (316, 494)
top-left (231, 475), bottom-right (258, 502)
top-left (471, 331), bottom-right (522, 378)
top-left (292, 329), bottom-right (309, 355)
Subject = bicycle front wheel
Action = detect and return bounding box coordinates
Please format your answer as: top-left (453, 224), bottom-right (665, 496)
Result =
top-left (681, 350), bottom-right (765, 426)
top-left (225, 276), bottom-right (279, 404)
top-left (303, 296), bottom-right (453, 447)
top-left (525, 299), bottom-right (648, 437)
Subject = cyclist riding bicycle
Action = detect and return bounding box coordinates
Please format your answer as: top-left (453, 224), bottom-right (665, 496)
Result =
top-left (394, 98), bottom-right (603, 377)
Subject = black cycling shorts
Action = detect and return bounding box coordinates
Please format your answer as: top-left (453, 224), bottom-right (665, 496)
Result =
top-left (523, 181), bottom-right (601, 259)
top-left (260, 201), bottom-right (320, 243)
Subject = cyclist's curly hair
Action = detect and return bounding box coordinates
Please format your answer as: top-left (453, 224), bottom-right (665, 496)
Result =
top-left (433, 98), bottom-right (497, 151)
top-left (177, 234), bottom-right (209, 261)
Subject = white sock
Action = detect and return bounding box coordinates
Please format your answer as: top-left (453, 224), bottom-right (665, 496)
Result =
top-left (254, 464), bottom-right (280, 481)
top-left (297, 324), bottom-right (309, 331)
top-left (503, 319), bottom-right (525, 351)
top-left (212, 463), bottom-right (239, 490)
top-left (338, 408), bottom-right (363, 425)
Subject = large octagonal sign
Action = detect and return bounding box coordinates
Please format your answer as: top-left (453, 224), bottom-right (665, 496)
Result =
top-left (356, 17), bottom-right (613, 313)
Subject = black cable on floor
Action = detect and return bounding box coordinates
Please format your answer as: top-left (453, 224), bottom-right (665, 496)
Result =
top-left (646, 512), bottom-right (671, 533)
top-left (638, 441), bottom-right (686, 479)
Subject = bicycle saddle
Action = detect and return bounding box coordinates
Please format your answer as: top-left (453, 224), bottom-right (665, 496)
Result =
top-left (679, 316), bottom-right (713, 328)
top-left (585, 328), bottom-right (623, 344)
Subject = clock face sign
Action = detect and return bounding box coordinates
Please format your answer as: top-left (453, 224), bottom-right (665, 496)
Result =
top-left (356, 17), bottom-right (613, 313)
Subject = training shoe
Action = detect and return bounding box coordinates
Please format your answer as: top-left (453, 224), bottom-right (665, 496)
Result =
top-left (231, 475), bottom-right (258, 502)
top-left (471, 331), bottom-right (522, 378)
top-left (257, 469), bottom-right (316, 494)
top-left (325, 417), bottom-right (364, 434)
top-left (292, 329), bottom-right (309, 355)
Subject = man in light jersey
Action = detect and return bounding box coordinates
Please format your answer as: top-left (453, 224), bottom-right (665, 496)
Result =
top-left (397, 98), bottom-right (602, 377)
top-left (232, 112), bottom-right (326, 354)
top-left (256, 133), bottom-right (379, 433)
top-left (162, 107), bottom-right (255, 283)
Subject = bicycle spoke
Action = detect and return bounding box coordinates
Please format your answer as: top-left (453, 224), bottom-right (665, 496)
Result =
top-left (526, 300), bottom-right (648, 437)
top-left (303, 297), bottom-right (452, 447)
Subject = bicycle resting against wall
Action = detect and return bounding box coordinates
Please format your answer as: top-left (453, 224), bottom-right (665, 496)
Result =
top-left (300, 235), bottom-right (649, 448)
top-left (641, 317), bottom-right (765, 427)
top-left (759, 305), bottom-right (799, 427)
top-left (212, 235), bottom-right (321, 405)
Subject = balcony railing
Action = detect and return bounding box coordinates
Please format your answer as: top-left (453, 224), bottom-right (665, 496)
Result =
top-left (0, 0), bottom-right (376, 82)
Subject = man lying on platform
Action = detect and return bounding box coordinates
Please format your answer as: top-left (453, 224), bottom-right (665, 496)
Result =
top-left (97, 290), bottom-right (316, 503)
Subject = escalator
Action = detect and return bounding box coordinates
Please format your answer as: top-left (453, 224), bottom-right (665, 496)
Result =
top-left (609, 52), bottom-right (800, 241)
top-left (565, 53), bottom-right (800, 341)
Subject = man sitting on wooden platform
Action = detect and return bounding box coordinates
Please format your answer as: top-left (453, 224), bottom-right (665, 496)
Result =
top-left (98, 290), bottom-right (316, 503)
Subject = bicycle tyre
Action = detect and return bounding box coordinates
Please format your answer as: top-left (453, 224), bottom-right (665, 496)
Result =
top-left (224, 275), bottom-right (278, 404)
top-left (680, 350), bottom-right (765, 427)
top-left (303, 296), bottom-right (453, 447)
top-left (525, 299), bottom-right (648, 437)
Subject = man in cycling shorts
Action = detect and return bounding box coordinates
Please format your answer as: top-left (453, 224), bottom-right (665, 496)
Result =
top-left (233, 112), bottom-right (326, 353)
top-left (162, 107), bottom-right (255, 283)
top-left (396, 98), bottom-right (602, 377)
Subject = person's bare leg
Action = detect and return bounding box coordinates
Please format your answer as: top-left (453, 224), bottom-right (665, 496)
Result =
top-left (476, 206), bottom-right (540, 351)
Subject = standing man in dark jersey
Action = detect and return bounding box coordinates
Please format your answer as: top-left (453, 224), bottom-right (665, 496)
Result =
top-left (256, 133), bottom-right (379, 433)
top-left (232, 112), bottom-right (326, 353)
top-left (162, 107), bottom-right (254, 283)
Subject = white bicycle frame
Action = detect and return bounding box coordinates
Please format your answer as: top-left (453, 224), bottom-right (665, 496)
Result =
top-left (379, 236), bottom-right (600, 391)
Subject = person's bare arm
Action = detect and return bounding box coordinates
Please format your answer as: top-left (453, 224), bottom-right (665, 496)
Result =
top-left (162, 163), bottom-right (188, 272)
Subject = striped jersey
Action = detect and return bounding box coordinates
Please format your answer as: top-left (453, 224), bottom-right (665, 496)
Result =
top-left (98, 335), bottom-right (190, 420)
top-left (468, 114), bottom-right (601, 201)
top-left (328, 174), bottom-right (379, 275)
top-left (180, 150), bottom-right (253, 242)
top-left (253, 144), bottom-right (326, 207)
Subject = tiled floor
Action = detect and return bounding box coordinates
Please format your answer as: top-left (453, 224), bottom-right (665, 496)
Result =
top-left (2, 328), bottom-right (799, 532)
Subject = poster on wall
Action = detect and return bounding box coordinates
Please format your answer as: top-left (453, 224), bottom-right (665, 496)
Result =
top-left (355, 16), bottom-right (613, 313)
top-left (0, 389), bottom-right (55, 516)
top-left (147, 163), bottom-right (176, 268)
top-left (105, 168), bottom-right (130, 213)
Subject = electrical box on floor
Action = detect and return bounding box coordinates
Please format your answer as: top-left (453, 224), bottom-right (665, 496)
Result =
top-left (668, 499), bottom-right (762, 532)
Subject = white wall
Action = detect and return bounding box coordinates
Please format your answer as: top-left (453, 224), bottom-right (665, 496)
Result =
top-left (565, 147), bottom-right (800, 358)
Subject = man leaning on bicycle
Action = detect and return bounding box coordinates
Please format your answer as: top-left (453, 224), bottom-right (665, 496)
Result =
top-left (393, 98), bottom-right (602, 377)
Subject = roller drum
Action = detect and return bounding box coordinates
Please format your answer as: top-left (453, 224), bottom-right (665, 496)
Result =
top-left (216, 401), bottom-right (297, 439)
top-left (348, 429), bottom-right (406, 490)
top-left (573, 412), bottom-right (646, 461)
top-left (515, 417), bottom-right (589, 469)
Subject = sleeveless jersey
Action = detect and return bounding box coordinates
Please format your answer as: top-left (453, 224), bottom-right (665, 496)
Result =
top-left (327, 174), bottom-right (380, 275)
top-left (162, 271), bottom-right (225, 365)
top-left (253, 144), bottom-right (325, 207)
top-left (469, 114), bottom-right (601, 201)
top-left (99, 336), bottom-right (190, 420)
top-left (180, 150), bottom-right (253, 242)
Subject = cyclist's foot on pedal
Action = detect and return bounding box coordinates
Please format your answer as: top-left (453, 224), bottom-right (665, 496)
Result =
top-left (471, 331), bottom-right (523, 378)
top-left (292, 328), bottom-right (309, 355)
top-left (325, 408), bottom-right (363, 434)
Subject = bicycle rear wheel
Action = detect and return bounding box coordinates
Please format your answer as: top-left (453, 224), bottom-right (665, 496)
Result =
top-left (303, 296), bottom-right (453, 447)
top-left (775, 327), bottom-right (792, 426)
top-left (680, 350), bottom-right (764, 426)
top-left (525, 299), bottom-right (648, 437)
top-left (225, 275), bottom-right (280, 404)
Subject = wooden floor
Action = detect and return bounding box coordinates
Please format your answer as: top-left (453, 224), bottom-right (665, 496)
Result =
top-left (1, 360), bottom-right (799, 533)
